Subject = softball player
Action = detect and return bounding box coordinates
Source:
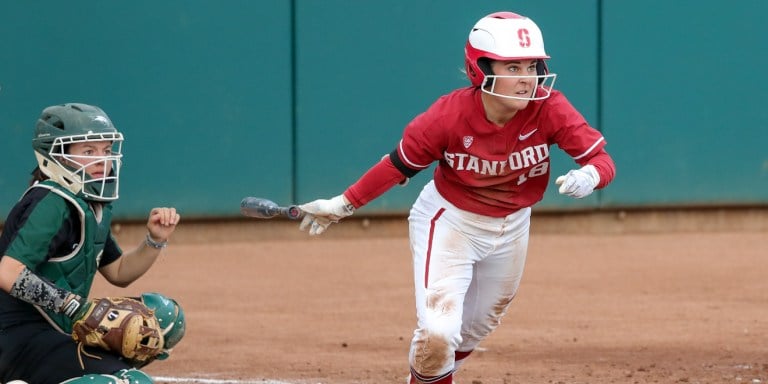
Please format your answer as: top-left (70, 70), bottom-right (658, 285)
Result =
top-left (0, 103), bottom-right (182, 384)
top-left (299, 12), bottom-right (616, 384)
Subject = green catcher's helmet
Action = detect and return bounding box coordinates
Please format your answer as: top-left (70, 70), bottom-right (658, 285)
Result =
top-left (32, 103), bottom-right (123, 201)
top-left (140, 292), bottom-right (186, 361)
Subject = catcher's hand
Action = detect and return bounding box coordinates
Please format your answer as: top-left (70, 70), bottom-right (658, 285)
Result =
top-left (71, 297), bottom-right (164, 366)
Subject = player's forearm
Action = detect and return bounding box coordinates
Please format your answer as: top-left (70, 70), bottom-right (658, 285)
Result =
top-left (580, 149), bottom-right (616, 189)
top-left (103, 240), bottom-right (162, 286)
top-left (0, 255), bottom-right (25, 294)
top-left (5, 264), bottom-right (83, 317)
top-left (344, 156), bottom-right (409, 208)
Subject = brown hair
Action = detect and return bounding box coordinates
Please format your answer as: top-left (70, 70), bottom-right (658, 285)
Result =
top-left (29, 167), bottom-right (49, 186)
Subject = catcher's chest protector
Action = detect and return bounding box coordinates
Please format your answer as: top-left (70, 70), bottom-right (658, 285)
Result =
top-left (30, 182), bottom-right (113, 333)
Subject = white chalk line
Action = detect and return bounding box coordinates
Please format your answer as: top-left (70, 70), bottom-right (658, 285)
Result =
top-left (152, 377), bottom-right (300, 384)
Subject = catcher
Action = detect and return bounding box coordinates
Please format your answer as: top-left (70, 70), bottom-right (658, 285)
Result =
top-left (0, 103), bottom-right (185, 384)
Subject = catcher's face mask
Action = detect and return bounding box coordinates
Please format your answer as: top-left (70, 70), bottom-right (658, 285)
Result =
top-left (33, 103), bottom-right (123, 201)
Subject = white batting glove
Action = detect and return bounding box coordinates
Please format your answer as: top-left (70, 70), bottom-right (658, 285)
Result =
top-left (555, 164), bottom-right (600, 199)
top-left (298, 194), bottom-right (355, 236)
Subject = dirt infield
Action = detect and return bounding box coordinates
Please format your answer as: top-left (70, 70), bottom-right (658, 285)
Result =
top-left (97, 213), bottom-right (767, 384)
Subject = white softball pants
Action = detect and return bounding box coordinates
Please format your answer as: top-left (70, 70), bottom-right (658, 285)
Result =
top-left (407, 180), bottom-right (530, 378)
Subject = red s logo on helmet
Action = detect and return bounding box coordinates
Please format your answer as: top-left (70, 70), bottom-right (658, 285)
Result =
top-left (518, 28), bottom-right (531, 48)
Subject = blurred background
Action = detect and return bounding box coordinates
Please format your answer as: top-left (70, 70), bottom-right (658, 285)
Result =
top-left (1, 0), bottom-right (766, 222)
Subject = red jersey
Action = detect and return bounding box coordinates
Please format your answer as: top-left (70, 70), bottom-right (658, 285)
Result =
top-left (345, 86), bottom-right (614, 217)
top-left (399, 87), bottom-right (607, 216)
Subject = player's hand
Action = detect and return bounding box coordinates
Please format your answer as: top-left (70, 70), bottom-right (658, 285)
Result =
top-left (299, 194), bottom-right (355, 236)
top-left (555, 165), bottom-right (600, 199)
top-left (146, 207), bottom-right (180, 243)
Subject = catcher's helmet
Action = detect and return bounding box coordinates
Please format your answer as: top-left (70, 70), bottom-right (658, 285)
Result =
top-left (139, 292), bottom-right (186, 358)
top-left (464, 12), bottom-right (557, 100)
top-left (32, 103), bottom-right (123, 201)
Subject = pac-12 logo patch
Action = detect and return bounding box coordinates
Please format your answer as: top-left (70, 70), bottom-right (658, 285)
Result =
top-left (463, 136), bottom-right (474, 148)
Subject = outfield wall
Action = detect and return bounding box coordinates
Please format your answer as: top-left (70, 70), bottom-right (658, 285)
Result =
top-left (1, 0), bottom-right (765, 221)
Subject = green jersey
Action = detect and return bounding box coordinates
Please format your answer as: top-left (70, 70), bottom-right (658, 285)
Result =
top-left (0, 180), bottom-right (122, 333)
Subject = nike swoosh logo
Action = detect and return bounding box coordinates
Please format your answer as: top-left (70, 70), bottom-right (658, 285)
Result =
top-left (518, 128), bottom-right (538, 141)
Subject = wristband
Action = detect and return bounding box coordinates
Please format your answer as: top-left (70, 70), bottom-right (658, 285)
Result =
top-left (63, 295), bottom-right (86, 319)
top-left (145, 233), bottom-right (168, 249)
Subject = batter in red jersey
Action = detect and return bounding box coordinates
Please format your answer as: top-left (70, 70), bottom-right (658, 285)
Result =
top-left (298, 11), bottom-right (616, 384)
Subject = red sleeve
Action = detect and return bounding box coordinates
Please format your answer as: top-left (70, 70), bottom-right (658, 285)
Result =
top-left (343, 156), bottom-right (407, 208)
top-left (582, 148), bottom-right (616, 189)
top-left (542, 92), bottom-right (615, 190)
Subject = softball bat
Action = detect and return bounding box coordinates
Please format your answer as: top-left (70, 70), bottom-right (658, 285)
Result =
top-left (240, 197), bottom-right (304, 220)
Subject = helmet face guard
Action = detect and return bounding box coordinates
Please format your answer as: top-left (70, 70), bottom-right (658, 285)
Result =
top-left (480, 72), bottom-right (557, 101)
top-left (45, 133), bottom-right (123, 201)
top-left (464, 12), bottom-right (558, 100)
top-left (32, 103), bottom-right (124, 202)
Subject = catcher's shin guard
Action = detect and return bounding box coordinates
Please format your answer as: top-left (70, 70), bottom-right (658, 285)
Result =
top-left (59, 369), bottom-right (153, 384)
top-left (139, 292), bottom-right (186, 358)
top-left (60, 375), bottom-right (123, 384)
top-left (116, 369), bottom-right (154, 384)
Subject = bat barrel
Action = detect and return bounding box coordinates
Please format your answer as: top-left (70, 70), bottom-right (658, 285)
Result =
top-left (240, 197), bottom-right (280, 219)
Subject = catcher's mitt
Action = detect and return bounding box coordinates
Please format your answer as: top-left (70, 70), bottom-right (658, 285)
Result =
top-left (71, 297), bottom-right (164, 366)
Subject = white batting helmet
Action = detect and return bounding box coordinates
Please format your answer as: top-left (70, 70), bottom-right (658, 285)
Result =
top-left (464, 12), bottom-right (557, 100)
